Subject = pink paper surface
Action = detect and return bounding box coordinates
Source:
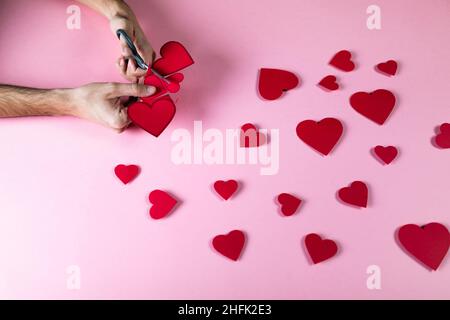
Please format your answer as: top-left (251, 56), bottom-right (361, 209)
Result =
top-left (0, 0), bottom-right (449, 299)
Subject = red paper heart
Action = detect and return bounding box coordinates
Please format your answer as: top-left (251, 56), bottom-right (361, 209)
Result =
top-left (397, 223), bottom-right (450, 270)
top-left (127, 96), bottom-right (176, 137)
top-left (212, 230), bottom-right (246, 261)
top-left (114, 164), bottom-right (140, 184)
top-left (376, 60), bottom-right (397, 76)
top-left (143, 73), bottom-right (168, 102)
top-left (152, 41), bottom-right (194, 76)
top-left (435, 123), bottom-right (450, 149)
top-left (318, 75), bottom-right (339, 91)
top-left (350, 89), bottom-right (396, 125)
top-left (296, 118), bottom-right (343, 156)
top-left (240, 123), bottom-right (266, 147)
top-left (277, 193), bottom-right (302, 216)
top-left (304, 233), bottom-right (338, 264)
top-left (148, 189), bottom-right (178, 220)
top-left (213, 180), bottom-right (238, 200)
top-left (329, 50), bottom-right (355, 72)
top-left (258, 68), bottom-right (299, 100)
top-left (374, 145), bottom-right (398, 164)
top-left (338, 181), bottom-right (368, 208)
top-left (143, 71), bottom-right (184, 104)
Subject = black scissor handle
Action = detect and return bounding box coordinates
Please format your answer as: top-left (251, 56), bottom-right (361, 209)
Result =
top-left (116, 29), bottom-right (149, 70)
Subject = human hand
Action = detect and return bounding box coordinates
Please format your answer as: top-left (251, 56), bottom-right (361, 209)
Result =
top-left (75, 1), bottom-right (154, 82)
top-left (70, 82), bottom-right (156, 132)
top-left (109, 5), bottom-right (154, 83)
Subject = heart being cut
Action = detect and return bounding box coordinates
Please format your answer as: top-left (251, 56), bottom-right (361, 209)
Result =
top-left (152, 41), bottom-right (194, 75)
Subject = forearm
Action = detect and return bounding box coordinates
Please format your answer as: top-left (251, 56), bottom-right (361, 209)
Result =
top-left (76, 0), bottom-right (135, 20)
top-left (0, 85), bottom-right (74, 118)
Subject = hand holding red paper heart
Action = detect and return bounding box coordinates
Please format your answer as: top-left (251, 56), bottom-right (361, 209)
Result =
top-left (70, 82), bottom-right (156, 132)
top-left (127, 41), bottom-right (194, 137)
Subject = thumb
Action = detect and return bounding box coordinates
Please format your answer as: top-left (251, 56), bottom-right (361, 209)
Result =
top-left (108, 83), bottom-right (156, 98)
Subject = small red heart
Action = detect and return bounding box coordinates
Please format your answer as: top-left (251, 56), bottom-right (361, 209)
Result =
top-left (152, 41), bottom-right (194, 76)
top-left (397, 223), bottom-right (450, 270)
top-left (374, 145), bottom-right (398, 164)
top-left (304, 233), bottom-right (338, 264)
top-left (148, 189), bottom-right (178, 220)
top-left (240, 123), bottom-right (266, 147)
top-left (376, 60), bottom-right (398, 76)
top-left (296, 118), bottom-right (344, 156)
top-left (258, 68), bottom-right (299, 100)
top-left (213, 180), bottom-right (238, 200)
top-left (128, 96), bottom-right (176, 137)
top-left (143, 71), bottom-right (184, 104)
top-left (329, 50), bottom-right (355, 72)
top-left (318, 75), bottom-right (339, 91)
top-left (212, 230), bottom-right (246, 261)
top-left (350, 89), bottom-right (396, 125)
top-left (143, 72), bottom-right (168, 102)
top-left (114, 164), bottom-right (140, 184)
top-left (277, 193), bottom-right (302, 216)
top-left (165, 73), bottom-right (184, 93)
top-left (435, 123), bottom-right (450, 149)
top-left (338, 181), bottom-right (368, 208)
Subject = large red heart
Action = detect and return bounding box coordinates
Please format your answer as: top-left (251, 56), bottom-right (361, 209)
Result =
top-left (296, 118), bottom-right (343, 156)
top-left (258, 68), bottom-right (299, 100)
top-left (240, 123), bottom-right (266, 148)
top-left (304, 233), bottom-right (338, 264)
top-left (435, 123), bottom-right (450, 149)
top-left (338, 181), bottom-right (368, 208)
top-left (212, 230), bottom-right (246, 261)
top-left (318, 75), bottom-right (339, 91)
top-left (152, 41), bottom-right (194, 76)
top-left (127, 96), bottom-right (176, 137)
top-left (374, 145), bottom-right (398, 164)
top-left (277, 193), bottom-right (302, 216)
top-left (148, 189), bottom-right (178, 220)
top-left (213, 180), bottom-right (238, 200)
top-left (376, 60), bottom-right (397, 76)
top-left (114, 164), bottom-right (140, 184)
top-left (397, 223), bottom-right (450, 270)
top-left (329, 50), bottom-right (355, 72)
top-left (350, 89), bottom-right (396, 125)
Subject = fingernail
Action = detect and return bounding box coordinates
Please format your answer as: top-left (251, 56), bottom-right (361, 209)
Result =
top-left (146, 86), bottom-right (156, 94)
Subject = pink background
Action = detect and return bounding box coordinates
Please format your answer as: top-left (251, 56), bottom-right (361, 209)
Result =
top-left (0, 0), bottom-right (449, 299)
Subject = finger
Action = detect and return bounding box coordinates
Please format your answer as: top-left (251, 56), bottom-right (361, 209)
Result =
top-left (121, 44), bottom-right (133, 58)
top-left (126, 59), bottom-right (146, 82)
top-left (116, 108), bottom-right (132, 133)
top-left (108, 83), bottom-right (156, 98)
top-left (116, 57), bottom-right (127, 74)
top-left (134, 28), bottom-right (155, 64)
top-left (127, 58), bottom-right (138, 74)
top-left (116, 57), bottom-right (138, 82)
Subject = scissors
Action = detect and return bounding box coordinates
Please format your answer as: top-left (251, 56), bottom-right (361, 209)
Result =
top-left (116, 29), bottom-right (150, 71)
